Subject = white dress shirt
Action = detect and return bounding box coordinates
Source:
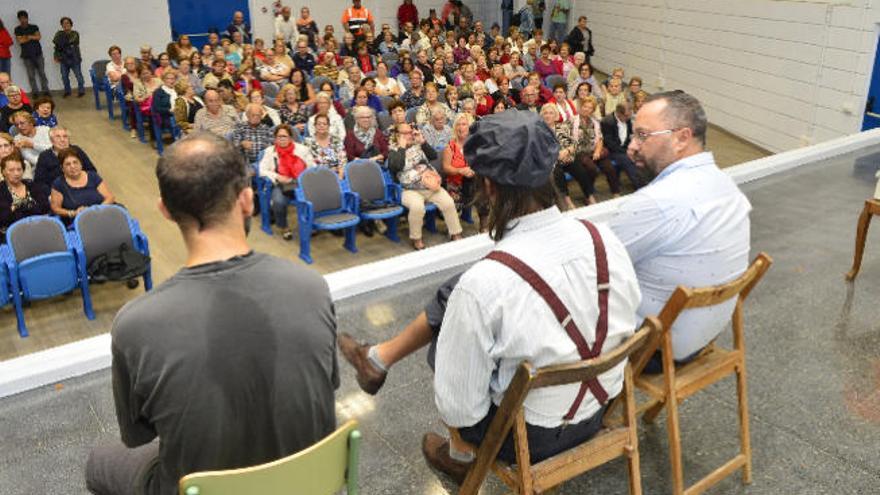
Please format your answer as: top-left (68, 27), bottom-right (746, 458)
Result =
top-left (609, 152), bottom-right (751, 359)
top-left (616, 116), bottom-right (628, 147)
top-left (435, 207), bottom-right (642, 429)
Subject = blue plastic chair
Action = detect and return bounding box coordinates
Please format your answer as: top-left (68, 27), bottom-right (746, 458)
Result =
top-left (104, 77), bottom-right (117, 120)
top-left (295, 167), bottom-right (360, 264)
top-left (3, 216), bottom-right (93, 337)
top-left (150, 98), bottom-right (183, 155)
top-left (0, 254), bottom-right (14, 331)
top-left (89, 60), bottom-right (110, 111)
top-left (343, 160), bottom-right (404, 243)
top-left (132, 101), bottom-right (149, 143)
top-left (116, 85), bottom-right (131, 131)
top-left (72, 205), bottom-right (152, 296)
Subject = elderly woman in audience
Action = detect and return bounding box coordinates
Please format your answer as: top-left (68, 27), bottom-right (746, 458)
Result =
top-left (105, 45), bottom-right (125, 88)
top-left (540, 103), bottom-right (588, 210)
top-left (288, 68), bottom-right (316, 106)
top-left (344, 106), bottom-right (388, 162)
top-left (32, 96), bottom-right (57, 128)
top-left (552, 82), bottom-right (577, 122)
top-left (1, 85), bottom-right (31, 134)
top-left (379, 30), bottom-right (399, 56)
top-left (373, 61), bottom-right (402, 98)
top-left (151, 69), bottom-right (179, 127)
top-left (524, 71), bottom-right (553, 104)
top-left (316, 81), bottom-right (347, 117)
top-left (154, 52), bottom-right (173, 77)
top-left (259, 124), bottom-right (316, 240)
top-left (602, 77), bottom-right (627, 117)
top-left (273, 39), bottom-right (295, 69)
top-left (308, 92), bottom-right (345, 141)
top-left (11, 112), bottom-right (51, 179)
top-left (472, 81), bottom-right (494, 117)
top-left (571, 82), bottom-right (599, 120)
top-left (277, 83), bottom-right (311, 133)
top-left (352, 85), bottom-right (384, 116)
top-left (573, 97), bottom-right (618, 204)
top-left (305, 114), bottom-right (347, 179)
top-left (415, 82), bottom-right (453, 125)
top-left (388, 121), bottom-right (462, 250)
top-left (442, 112), bottom-right (486, 229)
top-left (175, 34), bottom-right (196, 62)
top-left (443, 85), bottom-right (461, 114)
top-left (534, 44), bottom-right (560, 81)
top-left (176, 59), bottom-right (203, 96)
top-left (133, 65), bottom-right (161, 123)
top-left (200, 44), bottom-right (214, 66)
top-left (395, 57), bottom-right (415, 90)
top-left (0, 133), bottom-right (14, 162)
top-left (400, 70), bottom-right (426, 109)
top-left (0, 152), bottom-right (50, 242)
top-left (340, 32), bottom-right (357, 58)
top-left (420, 107), bottom-right (452, 150)
top-left (50, 148), bottom-right (115, 224)
top-left (556, 42), bottom-right (576, 77)
top-left (172, 79), bottom-right (202, 134)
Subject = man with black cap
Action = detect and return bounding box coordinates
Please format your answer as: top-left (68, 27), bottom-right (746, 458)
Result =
top-left (341, 110), bottom-right (641, 484)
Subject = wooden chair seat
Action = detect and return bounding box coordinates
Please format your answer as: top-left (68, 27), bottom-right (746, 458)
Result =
top-left (452, 318), bottom-right (662, 495)
top-left (636, 345), bottom-right (740, 402)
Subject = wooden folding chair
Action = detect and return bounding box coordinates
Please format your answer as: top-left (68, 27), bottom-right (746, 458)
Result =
top-left (453, 317), bottom-right (662, 495)
top-left (608, 252), bottom-right (773, 495)
top-left (845, 198), bottom-right (880, 281)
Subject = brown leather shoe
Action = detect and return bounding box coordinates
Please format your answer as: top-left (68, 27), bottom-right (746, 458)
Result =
top-left (338, 332), bottom-right (387, 395)
top-left (422, 432), bottom-right (472, 485)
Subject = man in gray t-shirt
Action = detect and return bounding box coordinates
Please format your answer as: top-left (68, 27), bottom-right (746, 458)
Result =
top-left (86, 134), bottom-right (338, 495)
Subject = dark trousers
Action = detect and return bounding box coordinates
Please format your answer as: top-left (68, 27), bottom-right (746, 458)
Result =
top-left (642, 348), bottom-right (703, 375)
top-left (609, 152), bottom-right (645, 190)
top-left (23, 56), bottom-right (50, 94)
top-left (60, 61), bottom-right (85, 95)
top-left (552, 159), bottom-right (594, 203)
top-left (580, 153), bottom-right (621, 194)
top-left (86, 441), bottom-right (160, 495)
top-left (459, 402), bottom-right (607, 464)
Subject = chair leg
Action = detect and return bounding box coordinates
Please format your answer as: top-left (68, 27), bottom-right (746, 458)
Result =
top-left (81, 278), bottom-right (96, 320)
top-left (143, 265), bottom-right (153, 291)
top-left (298, 224), bottom-right (313, 264)
top-left (846, 201), bottom-right (875, 280)
top-left (735, 362), bottom-right (753, 485)
top-left (93, 87), bottom-right (101, 110)
top-left (11, 277), bottom-right (28, 338)
top-left (665, 393), bottom-right (685, 495)
top-left (385, 217), bottom-right (401, 242)
top-left (259, 191), bottom-right (273, 235)
top-left (624, 365), bottom-right (643, 495)
top-left (344, 226), bottom-right (358, 253)
top-left (642, 399), bottom-right (666, 424)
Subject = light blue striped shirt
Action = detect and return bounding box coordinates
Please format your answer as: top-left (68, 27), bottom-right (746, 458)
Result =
top-left (609, 152), bottom-right (751, 359)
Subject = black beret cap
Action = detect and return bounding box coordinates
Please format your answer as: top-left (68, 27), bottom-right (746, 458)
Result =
top-left (463, 110), bottom-right (559, 188)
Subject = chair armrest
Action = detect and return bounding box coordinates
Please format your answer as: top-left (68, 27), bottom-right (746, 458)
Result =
top-left (294, 198), bottom-right (314, 226)
top-left (387, 183), bottom-right (402, 204)
top-left (344, 191), bottom-right (360, 215)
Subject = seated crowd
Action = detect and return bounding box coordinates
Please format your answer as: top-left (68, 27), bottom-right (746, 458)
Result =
top-left (45, 4), bottom-right (649, 248)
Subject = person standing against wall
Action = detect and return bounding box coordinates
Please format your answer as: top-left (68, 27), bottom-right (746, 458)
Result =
top-left (14, 11), bottom-right (50, 97)
top-left (52, 17), bottom-right (85, 98)
top-left (549, 0), bottom-right (570, 42)
top-left (501, 0), bottom-right (514, 36)
top-left (0, 20), bottom-right (13, 77)
top-left (532, 0), bottom-right (546, 37)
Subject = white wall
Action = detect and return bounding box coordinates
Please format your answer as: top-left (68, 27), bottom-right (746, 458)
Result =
top-left (575, 0), bottom-right (880, 152)
top-left (4, 0), bottom-right (172, 93)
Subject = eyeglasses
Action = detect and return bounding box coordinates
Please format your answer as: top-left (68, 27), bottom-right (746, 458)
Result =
top-left (633, 128), bottom-right (678, 143)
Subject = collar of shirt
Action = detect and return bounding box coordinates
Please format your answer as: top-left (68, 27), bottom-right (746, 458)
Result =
top-left (497, 206), bottom-right (562, 243)
top-left (652, 151), bottom-right (715, 183)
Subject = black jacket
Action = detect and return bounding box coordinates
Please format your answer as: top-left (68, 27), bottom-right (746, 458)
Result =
top-left (600, 114), bottom-right (632, 155)
top-left (565, 26), bottom-right (594, 58)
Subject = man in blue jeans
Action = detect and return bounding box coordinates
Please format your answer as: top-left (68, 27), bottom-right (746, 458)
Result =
top-left (52, 17), bottom-right (85, 98)
top-left (549, 0), bottom-right (570, 42)
top-left (13, 11), bottom-right (50, 97)
top-left (501, 0), bottom-right (514, 36)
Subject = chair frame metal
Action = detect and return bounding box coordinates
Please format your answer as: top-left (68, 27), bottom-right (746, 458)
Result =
top-left (294, 167), bottom-right (361, 264)
top-left (343, 160), bottom-right (405, 243)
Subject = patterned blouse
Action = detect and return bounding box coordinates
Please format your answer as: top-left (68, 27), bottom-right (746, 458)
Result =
top-left (278, 103), bottom-right (312, 127)
top-left (552, 121), bottom-right (575, 162)
top-left (304, 135), bottom-right (347, 172)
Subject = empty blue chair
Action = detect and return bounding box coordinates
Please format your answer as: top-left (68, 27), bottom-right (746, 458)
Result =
top-left (295, 167), bottom-right (360, 264)
top-left (344, 160), bottom-right (404, 243)
top-left (72, 205), bottom-right (152, 294)
top-left (89, 60), bottom-right (110, 111)
top-left (4, 216), bottom-right (93, 337)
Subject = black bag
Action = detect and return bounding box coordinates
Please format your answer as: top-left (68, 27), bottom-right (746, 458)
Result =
top-left (87, 242), bottom-right (150, 283)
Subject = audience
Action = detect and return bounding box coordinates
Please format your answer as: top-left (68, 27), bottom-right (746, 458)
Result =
top-left (50, 147), bottom-right (114, 224)
top-left (0, 151), bottom-right (49, 242)
top-left (173, 79), bottom-right (203, 134)
top-left (345, 106), bottom-right (388, 162)
top-left (573, 98), bottom-right (618, 203)
top-left (420, 106), bottom-right (452, 150)
top-left (305, 114), bottom-right (348, 178)
top-left (601, 101), bottom-right (644, 190)
top-left (442, 112), bottom-right (486, 227)
top-left (1, 85), bottom-right (31, 133)
top-left (233, 103), bottom-right (275, 163)
top-left (308, 92), bottom-right (346, 142)
top-left (32, 96), bottom-right (57, 128)
top-left (194, 89), bottom-right (238, 137)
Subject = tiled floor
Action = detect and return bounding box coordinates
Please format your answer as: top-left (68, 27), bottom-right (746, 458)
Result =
top-left (2, 145), bottom-right (878, 494)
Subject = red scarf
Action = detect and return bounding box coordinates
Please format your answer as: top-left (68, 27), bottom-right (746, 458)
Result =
top-left (358, 53), bottom-right (374, 73)
top-left (276, 143), bottom-right (306, 179)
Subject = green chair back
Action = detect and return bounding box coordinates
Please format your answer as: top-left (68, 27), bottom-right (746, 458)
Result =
top-left (179, 420), bottom-right (361, 495)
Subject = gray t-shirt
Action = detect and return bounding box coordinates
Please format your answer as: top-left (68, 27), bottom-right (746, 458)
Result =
top-left (111, 251), bottom-right (338, 495)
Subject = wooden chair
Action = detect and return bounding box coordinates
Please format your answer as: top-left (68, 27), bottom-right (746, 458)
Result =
top-left (452, 317), bottom-right (662, 495)
top-left (179, 420), bottom-right (361, 495)
top-left (608, 253), bottom-right (773, 495)
top-left (845, 198), bottom-right (880, 281)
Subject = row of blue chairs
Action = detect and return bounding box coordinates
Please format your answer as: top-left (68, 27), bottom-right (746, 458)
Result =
top-left (0, 205), bottom-right (152, 337)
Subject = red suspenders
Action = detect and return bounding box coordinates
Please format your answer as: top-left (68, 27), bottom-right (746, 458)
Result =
top-left (485, 220), bottom-right (610, 423)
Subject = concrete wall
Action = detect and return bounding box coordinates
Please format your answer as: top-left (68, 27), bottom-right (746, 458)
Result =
top-left (574, 0), bottom-right (880, 152)
top-left (3, 0), bottom-right (172, 93)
